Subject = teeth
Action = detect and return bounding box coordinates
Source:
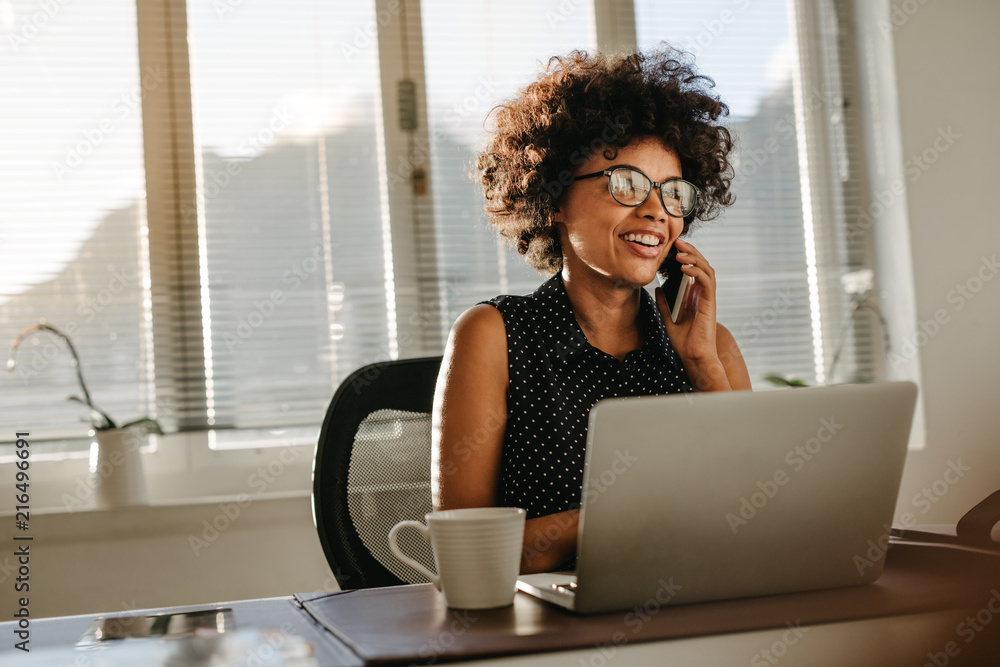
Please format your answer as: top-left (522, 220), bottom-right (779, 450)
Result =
top-left (621, 233), bottom-right (661, 247)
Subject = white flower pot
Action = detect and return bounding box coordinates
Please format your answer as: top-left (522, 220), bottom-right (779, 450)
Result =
top-left (90, 429), bottom-right (149, 508)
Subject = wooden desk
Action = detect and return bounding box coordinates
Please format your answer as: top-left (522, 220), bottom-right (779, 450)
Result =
top-left (3, 540), bottom-right (999, 665)
top-left (1, 596), bottom-right (997, 666)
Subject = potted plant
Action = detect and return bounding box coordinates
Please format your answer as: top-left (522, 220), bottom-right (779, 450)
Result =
top-left (7, 323), bottom-right (163, 508)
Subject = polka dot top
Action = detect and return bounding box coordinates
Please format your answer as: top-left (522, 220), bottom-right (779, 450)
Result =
top-left (483, 273), bottom-right (694, 520)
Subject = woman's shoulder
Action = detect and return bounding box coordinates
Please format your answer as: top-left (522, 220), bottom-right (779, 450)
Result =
top-left (448, 303), bottom-right (507, 349)
top-left (441, 304), bottom-right (509, 393)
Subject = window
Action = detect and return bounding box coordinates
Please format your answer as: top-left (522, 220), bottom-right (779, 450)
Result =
top-left (184, 1), bottom-right (389, 432)
top-left (634, 0), bottom-right (879, 387)
top-left (420, 0), bottom-right (596, 325)
top-left (1, 0), bottom-right (889, 465)
top-left (1, 0), bottom-right (154, 452)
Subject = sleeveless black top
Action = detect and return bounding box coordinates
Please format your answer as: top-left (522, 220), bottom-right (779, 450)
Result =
top-left (484, 273), bottom-right (694, 519)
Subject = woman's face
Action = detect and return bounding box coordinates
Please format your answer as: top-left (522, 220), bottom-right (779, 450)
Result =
top-left (556, 137), bottom-right (686, 289)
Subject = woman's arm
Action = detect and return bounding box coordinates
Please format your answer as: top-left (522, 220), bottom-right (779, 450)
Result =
top-left (660, 321), bottom-right (751, 391)
top-left (432, 304), bottom-right (508, 511)
top-left (715, 323), bottom-right (752, 390)
top-left (431, 304), bottom-right (580, 573)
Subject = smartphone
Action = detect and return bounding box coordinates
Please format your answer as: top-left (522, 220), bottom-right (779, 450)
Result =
top-left (656, 247), bottom-right (692, 324)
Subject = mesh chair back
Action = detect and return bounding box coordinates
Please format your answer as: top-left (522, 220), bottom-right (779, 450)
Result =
top-left (313, 356), bottom-right (443, 590)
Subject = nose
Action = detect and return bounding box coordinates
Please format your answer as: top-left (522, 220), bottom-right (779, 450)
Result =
top-left (634, 186), bottom-right (671, 223)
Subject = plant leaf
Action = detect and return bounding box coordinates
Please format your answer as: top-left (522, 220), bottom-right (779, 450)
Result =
top-left (763, 374), bottom-right (810, 388)
top-left (67, 395), bottom-right (117, 430)
top-left (117, 417), bottom-right (164, 436)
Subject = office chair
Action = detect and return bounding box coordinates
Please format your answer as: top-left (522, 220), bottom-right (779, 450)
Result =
top-left (312, 356), bottom-right (443, 590)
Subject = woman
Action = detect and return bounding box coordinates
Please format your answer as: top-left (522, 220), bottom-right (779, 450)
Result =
top-left (431, 48), bottom-right (752, 573)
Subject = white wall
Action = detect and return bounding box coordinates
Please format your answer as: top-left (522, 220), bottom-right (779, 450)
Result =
top-left (0, 432), bottom-right (337, 620)
top-left (889, 0), bottom-right (1000, 523)
top-left (0, 494), bottom-right (337, 620)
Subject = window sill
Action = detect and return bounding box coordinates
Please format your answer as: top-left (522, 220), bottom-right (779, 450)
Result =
top-left (0, 490), bottom-right (312, 538)
top-left (0, 430), bottom-right (316, 514)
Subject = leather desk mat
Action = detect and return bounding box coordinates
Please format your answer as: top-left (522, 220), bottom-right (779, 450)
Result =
top-left (297, 541), bottom-right (1000, 665)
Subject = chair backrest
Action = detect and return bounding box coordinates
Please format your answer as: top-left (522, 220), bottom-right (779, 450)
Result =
top-left (312, 356), bottom-right (443, 590)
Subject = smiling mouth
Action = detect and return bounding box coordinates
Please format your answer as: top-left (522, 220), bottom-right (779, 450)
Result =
top-left (619, 233), bottom-right (662, 248)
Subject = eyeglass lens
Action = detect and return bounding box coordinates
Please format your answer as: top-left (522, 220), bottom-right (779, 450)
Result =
top-left (607, 168), bottom-right (695, 217)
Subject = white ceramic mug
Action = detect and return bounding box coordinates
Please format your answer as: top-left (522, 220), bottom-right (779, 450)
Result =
top-left (387, 507), bottom-right (526, 609)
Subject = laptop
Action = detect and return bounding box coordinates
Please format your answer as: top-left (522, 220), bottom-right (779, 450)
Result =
top-left (517, 382), bottom-right (918, 614)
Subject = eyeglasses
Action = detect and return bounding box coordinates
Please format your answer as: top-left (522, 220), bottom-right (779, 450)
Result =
top-left (572, 166), bottom-right (700, 218)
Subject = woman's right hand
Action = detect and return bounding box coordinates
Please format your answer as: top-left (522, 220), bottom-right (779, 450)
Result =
top-left (521, 509), bottom-right (580, 573)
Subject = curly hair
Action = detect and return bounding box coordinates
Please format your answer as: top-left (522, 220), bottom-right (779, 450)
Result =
top-left (476, 46), bottom-right (735, 275)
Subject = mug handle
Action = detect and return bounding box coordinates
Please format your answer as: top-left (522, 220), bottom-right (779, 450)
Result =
top-left (387, 520), bottom-right (440, 589)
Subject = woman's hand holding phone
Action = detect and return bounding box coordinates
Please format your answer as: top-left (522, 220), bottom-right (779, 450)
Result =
top-left (654, 238), bottom-right (730, 391)
top-left (656, 247), bottom-right (695, 324)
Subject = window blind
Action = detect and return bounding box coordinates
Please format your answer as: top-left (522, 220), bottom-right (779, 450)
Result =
top-left (184, 0), bottom-right (389, 430)
top-left (809, 0), bottom-right (883, 384)
top-left (0, 0), bottom-right (154, 444)
top-left (1, 0), bottom-right (885, 459)
top-left (634, 0), bottom-right (879, 387)
top-left (420, 0), bottom-right (596, 332)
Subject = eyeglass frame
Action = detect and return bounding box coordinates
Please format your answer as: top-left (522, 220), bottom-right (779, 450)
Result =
top-left (570, 165), bottom-right (700, 218)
